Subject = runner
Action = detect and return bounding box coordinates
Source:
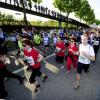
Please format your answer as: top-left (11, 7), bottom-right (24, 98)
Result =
top-left (55, 37), bottom-right (66, 69)
top-left (23, 39), bottom-right (48, 93)
top-left (63, 32), bottom-right (69, 47)
top-left (74, 34), bottom-right (95, 89)
top-left (0, 48), bottom-right (25, 99)
top-left (66, 37), bottom-right (78, 74)
top-left (33, 33), bottom-right (42, 47)
top-left (43, 33), bottom-right (51, 57)
top-left (92, 32), bottom-right (100, 63)
top-left (52, 33), bottom-right (58, 50)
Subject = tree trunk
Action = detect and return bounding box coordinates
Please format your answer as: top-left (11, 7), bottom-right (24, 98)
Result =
top-left (59, 10), bottom-right (62, 29)
top-left (79, 18), bottom-right (81, 27)
top-left (21, 0), bottom-right (28, 26)
top-left (80, 18), bottom-right (81, 23)
top-left (65, 13), bottom-right (69, 28)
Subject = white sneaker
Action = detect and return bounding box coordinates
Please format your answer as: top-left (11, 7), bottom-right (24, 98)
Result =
top-left (5, 58), bottom-right (10, 64)
top-left (15, 60), bottom-right (19, 66)
top-left (61, 65), bottom-right (64, 69)
top-left (66, 71), bottom-right (70, 74)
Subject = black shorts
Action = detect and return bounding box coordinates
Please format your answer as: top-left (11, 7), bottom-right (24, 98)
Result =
top-left (29, 67), bottom-right (42, 83)
top-left (65, 43), bottom-right (69, 47)
top-left (44, 44), bottom-right (50, 48)
top-left (77, 62), bottom-right (89, 74)
top-left (55, 55), bottom-right (64, 64)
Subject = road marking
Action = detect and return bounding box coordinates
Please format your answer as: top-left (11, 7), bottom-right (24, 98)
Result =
top-left (12, 53), bottom-right (55, 74)
top-left (10, 48), bottom-right (57, 74)
top-left (44, 60), bottom-right (60, 74)
top-left (44, 53), bottom-right (55, 60)
top-left (12, 66), bottom-right (28, 74)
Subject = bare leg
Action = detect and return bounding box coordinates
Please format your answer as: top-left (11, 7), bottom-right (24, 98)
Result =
top-left (74, 73), bottom-right (80, 89)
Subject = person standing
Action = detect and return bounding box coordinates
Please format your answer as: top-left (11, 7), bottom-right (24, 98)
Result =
top-left (74, 34), bottom-right (95, 89)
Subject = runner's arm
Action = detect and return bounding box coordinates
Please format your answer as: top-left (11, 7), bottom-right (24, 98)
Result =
top-left (37, 54), bottom-right (44, 62)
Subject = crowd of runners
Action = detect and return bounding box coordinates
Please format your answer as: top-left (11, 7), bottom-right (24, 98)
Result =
top-left (0, 27), bottom-right (100, 99)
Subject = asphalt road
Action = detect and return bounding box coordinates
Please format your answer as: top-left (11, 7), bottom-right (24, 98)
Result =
top-left (4, 49), bottom-right (100, 100)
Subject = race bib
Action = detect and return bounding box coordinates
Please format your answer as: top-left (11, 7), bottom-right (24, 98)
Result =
top-left (25, 56), bottom-right (35, 65)
top-left (79, 56), bottom-right (85, 62)
top-left (44, 40), bottom-right (48, 45)
top-left (55, 47), bottom-right (61, 53)
top-left (94, 41), bottom-right (99, 45)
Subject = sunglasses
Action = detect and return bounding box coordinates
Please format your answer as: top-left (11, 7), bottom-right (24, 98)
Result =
top-left (70, 40), bottom-right (74, 42)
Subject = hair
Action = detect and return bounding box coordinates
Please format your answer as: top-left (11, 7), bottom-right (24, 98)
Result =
top-left (23, 39), bottom-right (34, 47)
top-left (0, 46), bottom-right (7, 56)
top-left (83, 32), bottom-right (89, 38)
top-left (69, 37), bottom-right (76, 42)
top-left (81, 34), bottom-right (88, 40)
top-left (53, 33), bottom-right (57, 36)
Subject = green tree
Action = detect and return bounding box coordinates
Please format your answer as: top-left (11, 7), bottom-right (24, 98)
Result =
top-left (5, 14), bottom-right (14, 24)
top-left (53, 0), bottom-right (81, 27)
top-left (32, 0), bottom-right (42, 4)
top-left (22, 0), bottom-right (43, 26)
top-left (95, 19), bottom-right (100, 25)
top-left (75, 0), bottom-right (95, 24)
top-left (53, 0), bottom-right (64, 28)
top-left (0, 12), bottom-right (2, 24)
top-left (0, 12), bottom-right (6, 25)
top-left (20, 0), bottom-right (28, 26)
top-left (83, 9), bottom-right (95, 24)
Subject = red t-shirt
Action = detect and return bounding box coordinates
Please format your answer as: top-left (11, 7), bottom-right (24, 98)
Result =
top-left (0, 60), bottom-right (5, 69)
top-left (56, 41), bottom-right (66, 57)
top-left (24, 48), bottom-right (41, 69)
top-left (68, 44), bottom-right (78, 56)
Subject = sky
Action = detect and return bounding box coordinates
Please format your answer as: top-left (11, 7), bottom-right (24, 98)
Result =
top-left (88, 0), bottom-right (100, 19)
top-left (0, 0), bottom-right (100, 22)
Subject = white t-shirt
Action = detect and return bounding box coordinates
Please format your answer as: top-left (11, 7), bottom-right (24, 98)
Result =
top-left (53, 37), bottom-right (57, 44)
top-left (0, 32), bottom-right (4, 39)
top-left (11, 37), bottom-right (16, 41)
top-left (43, 37), bottom-right (49, 45)
top-left (78, 44), bottom-right (95, 64)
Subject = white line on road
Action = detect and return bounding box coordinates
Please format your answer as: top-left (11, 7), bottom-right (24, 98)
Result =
top-left (12, 53), bottom-right (55, 74)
